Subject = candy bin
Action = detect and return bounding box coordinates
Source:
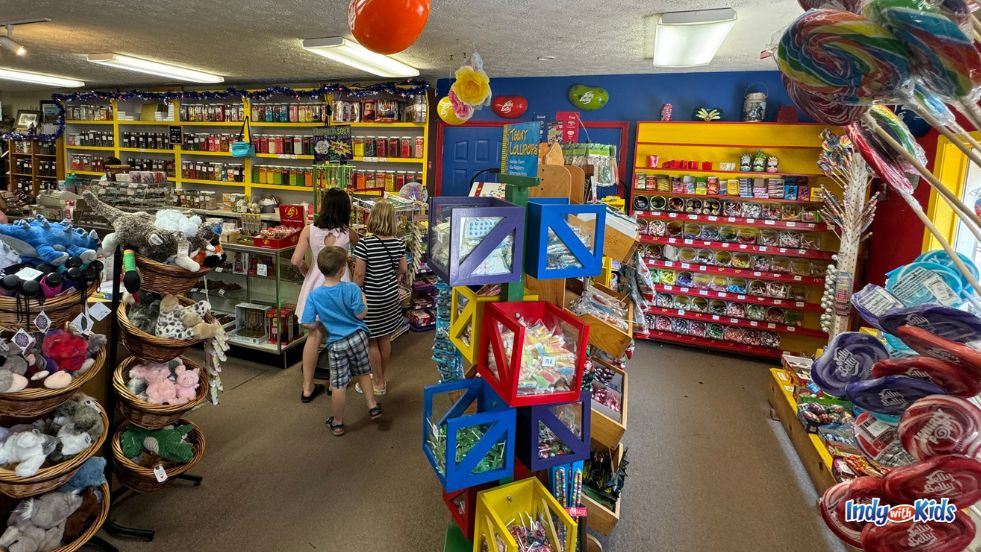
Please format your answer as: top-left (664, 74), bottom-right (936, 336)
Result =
top-left (450, 285), bottom-right (538, 364)
top-left (478, 301), bottom-right (589, 408)
top-left (588, 358), bottom-right (628, 449)
top-left (525, 198), bottom-right (606, 280)
top-left (474, 478), bottom-right (578, 552)
top-left (423, 378), bottom-right (517, 492)
top-left (516, 390), bottom-right (591, 471)
top-left (429, 197), bottom-right (526, 286)
top-left (443, 483), bottom-right (493, 540)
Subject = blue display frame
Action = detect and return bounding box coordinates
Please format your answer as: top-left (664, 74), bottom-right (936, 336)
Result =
top-left (525, 198), bottom-right (606, 279)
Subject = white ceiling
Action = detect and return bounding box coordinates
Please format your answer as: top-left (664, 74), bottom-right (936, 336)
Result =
top-left (0, 0), bottom-right (799, 92)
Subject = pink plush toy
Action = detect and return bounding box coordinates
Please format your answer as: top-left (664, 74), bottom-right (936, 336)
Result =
top-left (172, 365), bottom-right (200, 404)
top-left (129, 362), bottom-right (177, 405)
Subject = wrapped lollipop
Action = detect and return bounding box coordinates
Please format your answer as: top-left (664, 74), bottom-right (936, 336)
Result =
top-left (855, 411), bottom-right (916, 467)
top-left (895, 324), bottom-right (981, 378)
top-left (811, 331), bottom-right (889, 397)
top-left (899, 395), bottom-right (981, 460)
top-left (880, 304), bottom-right (981, 343)
top-left (819, 477), bottom-right (886, 548)
top-left (845, 375), bottom-right (947, 414)
top-left (882, 453), bottom-right (981, 508)
top-left (861, 509), bottom-right (976, 552)
top-left (799, 0), bottom-right (867, 11)
top-left (873, 356), bottom-right (981, 397)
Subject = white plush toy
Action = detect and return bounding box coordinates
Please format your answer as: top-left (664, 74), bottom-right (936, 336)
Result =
top-left (154, 210), bottom-right (202, 240)
top-left (0, 431), bottom-right (58, 477)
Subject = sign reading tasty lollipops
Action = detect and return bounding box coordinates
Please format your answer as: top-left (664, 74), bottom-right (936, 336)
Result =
top-left (437, 52), bottom-right (493, 125)
top-left (348, 0), bottom-right (431, 54)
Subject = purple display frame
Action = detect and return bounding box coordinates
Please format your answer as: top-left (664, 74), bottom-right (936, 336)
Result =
top-left (429, 196), bottom-right (526, 286)
top-left (515, 390), bottom-right (591, 471)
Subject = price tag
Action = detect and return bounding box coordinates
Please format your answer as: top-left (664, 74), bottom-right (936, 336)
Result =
top-left (712, 315), bottom-right (720, 320)
top-left (687, 214), bottom-right (697, 220)
top-left (787, 222), bottom-right (797, 227)
top-left (739, 244), bottom-right (748, 249)
top-left (773, 300), bottom-right (783, 305)
top-left (664, 261), bottom-right (674, 267)
top-left (542, 355), bottom-right (556, 368)
top-left (730, 318), bottom-right (739, 324)
top-left (679, 287), bottom-right (689, 292)
top-left (698, 290), bottom-right (708, 296)
top-left (793, 276), bottom-right (802, 281)
top-left (750, 321), bottom-right (758, 327)
top-left (763, 220), bottom-right (774, 225)
top-left (707, 216), bottom-right (718, 222)
top-left (758, 246), bottom-right (767, 252)
top-left (70, 313), bottom-right (94, 335)
top-left (795, 302), bottom-right (804, 307)
top-left (11, 329), bottom-right (33, 351)
top-left (14, 267), bottom-right (42, 281)
top-left (0, 340), bottom-right (8, 353)
top-left (681, 263), bottom-right (691, 269)
top-left (34, 312), bottom-right (51, 332)
top-left (668, 213), bottom-right (677, 218)
top-left (88, 302), bottom-right (111, 321)
top-left (779, 248), bottom-right (788, 253)
top-left (683, 239), bottom-right (693, 245)
top-left (767, 323), bottom-right (776, 329)
top-left (753, 271), bottom-right (762, 277)
top-left (699, 265), bottom-right (708, 271)
top-left (798, 249), bottom-right (807, 255)
top-left (663, 285), bottom-right (673, 291)
top-left (257, 264), bottom-right (268, 277)
top-left (153, 464), bottom-right (168, 483)
top-left (678, 309), bottom-right (686, 315)
top-left (718, 292), bottom-right (727, 298)
top-left (737, 295), bottom-right (746, 300)
top-left (785, 326), bottom-right (793, 332)
top-left (215, 267), bottom-right (224, 273)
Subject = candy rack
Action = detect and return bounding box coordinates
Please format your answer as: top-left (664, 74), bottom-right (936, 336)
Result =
top-left (630, 122), bottom-right (839, 358)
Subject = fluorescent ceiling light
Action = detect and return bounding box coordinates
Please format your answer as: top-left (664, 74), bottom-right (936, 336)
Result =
top-left (302, 37), bottom-right (419, 78)
top-left (653, 8), bottom-right (737, 68)
top-left (87, 53), bottom-right (224, 83)
top-left (0, 67), bottom-right (83, 87)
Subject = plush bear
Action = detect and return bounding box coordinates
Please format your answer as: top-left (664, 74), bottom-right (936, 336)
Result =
top-left (0, 490), bottom-right (83, 552)
top-left (155, 294), bottom-right (217, 341)
top-left (173, 365), bottom-right (200, 404)
top-left (0, 430), bottom-right (58, 477)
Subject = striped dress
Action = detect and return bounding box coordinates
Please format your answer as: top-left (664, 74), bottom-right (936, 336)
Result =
top-left (353, 235), bottom-right (405, 338)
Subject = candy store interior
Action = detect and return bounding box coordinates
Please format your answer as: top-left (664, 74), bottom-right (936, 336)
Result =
top-left (0, 1), bottom-right (980, 551)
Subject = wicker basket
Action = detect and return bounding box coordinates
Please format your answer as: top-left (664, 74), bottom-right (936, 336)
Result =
top-left (54, 482), bottom-right (111, 552)
top-left (0, 403), bottom-right (110, 498)
top-left (0, 346), bottom-right (106, 418)
top-left (112, 419), bottom-right (206, 493)
top-left (135, 254), bottom-right (210, 295)
top-left (118, 297), bottom-right (215, 363)
top-left (0, 281), bottom-right (97, 330)
top-left (113, 355), bottom-right (210, 429)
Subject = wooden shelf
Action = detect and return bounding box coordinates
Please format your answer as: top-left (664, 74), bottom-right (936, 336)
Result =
top-left (640, 236), bottom-right (834, 261)
top-left (179, 121), bottom-right (242, 127)
top-left (180, 178), bottom-right (245, 187)
top-left (117, 120), bottom-right (176, 126)
top-left (635, 329), bottom-right (782, 358)
top-left (254, 153), bottom-right (314, 160)
top-left (37, 175), bottom-right (59, 180)
top-left (180, 150), bottom-right (233, 157)
top-left (768, 368), bottom-right (837, 492)
top-left (64, 120), bottom-right (113, 125)
top-left (645, 285), bottom-right (823, 312)
top-left (645, 259), bottom-right (824, 285)
top-left (11, 173), bottom-right (32, 177)
top-left (65, 145), bottom-right (115, 151)
top-left (631, 189), bottom-right (822, 205)
top-left (346, 122), bottom-right (425, 128)
top-left (637, 211), bottom-right (826, 231)
top-left (250, 122), bottom-right (322, 127)
top-left (352, 156), bottom-right (424, 164)
top-left (636, 141), bottom-right (819, 150)
top-left (635, 167), bottom-right (824, 178)
top-left (251, 183), bottom-right (313, 191)
top-left (643, 306), bottom-right (826, 337)
top-left (118, 147), bottom-right (174, 154)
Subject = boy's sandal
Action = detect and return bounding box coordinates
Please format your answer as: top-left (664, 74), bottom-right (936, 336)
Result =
top-left (301, 384), bottom-right (326, 403)
top-left (373, 383), bottom-right (387, 396)
top-left (325, 416), bottom-right (345, 436)
top-left (369, 405), bottom-right (383, 421)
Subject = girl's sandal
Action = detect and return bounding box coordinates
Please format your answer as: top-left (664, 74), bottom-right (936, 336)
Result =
top-left (325, 416), bottom-right (345, 436)
top-left (369, 405), bottom-right (383, 421)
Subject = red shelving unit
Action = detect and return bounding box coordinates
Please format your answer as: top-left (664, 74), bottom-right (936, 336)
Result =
top-left (643, 306), bottom-right (827, 337)
top-left (635, 167), bottom-right (823, 178)
top-left (636, 211), bottom-right (828, 231)
top-left (635, 329), bottom-right (783, 359)
top-left (645, 285), bottom-right (824, 312)
top-left (645, 259), bottom-right (824, 285)
top-left (631, 189), bottom-right (823, 205)
top-left (640, 236), bottom-right (834, 261)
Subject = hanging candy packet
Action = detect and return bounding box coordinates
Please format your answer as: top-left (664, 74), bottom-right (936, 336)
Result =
top-left (853, 411), bottom-right (916, 468)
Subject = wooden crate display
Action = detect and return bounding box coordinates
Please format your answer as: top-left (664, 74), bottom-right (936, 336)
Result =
top-left (516, 390), bottom-right (591, 471)
top-left (589, 358), bottom-right (628, 450)
top-left (449, 286), bottom-right (538, 364)
top-left (423, 378), bottom-right (516, 492)
top-left (582, 443), bottom-right (624, 536)
top-left (477, 301), bottom-right (589, 408)
top-left (429, 196), bottom-right (526, 286)
top-left (570, 283), bottom-right (633, 358)
top-left (474, 477), bottom-right (578, 552)
top-left (525, 198), bottom-right (606, 280)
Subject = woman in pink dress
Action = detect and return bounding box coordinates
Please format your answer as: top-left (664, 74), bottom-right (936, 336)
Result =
top-left (292, 188), bottom-right (357, 402)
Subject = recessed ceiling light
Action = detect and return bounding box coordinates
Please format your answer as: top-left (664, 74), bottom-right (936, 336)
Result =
top-left (537, 56), bottom-right (555, 61)
top-left (87, 53), bottom-right (224, 83)
top-left (302, 37), bottom-right (419, 78)
top-left (653, 8), bottom-right (737, 68)
top-left (0, 67), bottom-right (83, 87)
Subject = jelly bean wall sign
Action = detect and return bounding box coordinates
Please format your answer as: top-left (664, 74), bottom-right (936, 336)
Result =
top-left (567, 85), bottom-right (608, 111)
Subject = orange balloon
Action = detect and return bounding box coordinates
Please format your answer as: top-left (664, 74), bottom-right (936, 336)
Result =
top-left (348, 0), bottom-right (430, 55)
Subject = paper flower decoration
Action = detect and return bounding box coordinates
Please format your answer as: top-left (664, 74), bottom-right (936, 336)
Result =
top-left (451, 65), bottom-right (491, 107)
top-left (448, 90), bottom-right (473, 119)
top-left (694, 107), bottom-right (722, 121)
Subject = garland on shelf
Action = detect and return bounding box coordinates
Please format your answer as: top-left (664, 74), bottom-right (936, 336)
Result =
top-left (2, 80), bottom-right (431, 142)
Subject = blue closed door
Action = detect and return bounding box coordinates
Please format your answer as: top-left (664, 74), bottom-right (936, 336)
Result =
top-left (441, 125), bottom-right (504, 197)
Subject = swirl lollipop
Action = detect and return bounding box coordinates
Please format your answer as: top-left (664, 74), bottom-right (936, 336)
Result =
top-left (873, 356), bottom-right (981, 396)
top-left (896, 324), bottom-right (981, 377)
top-left (845, 375), bottom-right (947, 414)
top-left (862, 509), bottom-right (976, 552)
top-left (782, 75), bottom-right (869, 125)
top-left (776, 9), bottom-right (913, 103)
top-left (811, 331), bottom-right (888, 397)
top-left (899, 395), bottom-right (981, 459)
top-left (880, 304), bottom-right (981, 342)
top-left (799, 0), bottom-right (867, 11)
top-left (883, 453), bottom-right (981, 507)
top-left (819, 477), bottom-right (887, 547)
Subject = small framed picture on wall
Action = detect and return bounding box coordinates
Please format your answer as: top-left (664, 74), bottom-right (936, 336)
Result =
top-left (39, 100), bottom-right (59, 123)
top-left (14, 110), bottom-right (40, 130)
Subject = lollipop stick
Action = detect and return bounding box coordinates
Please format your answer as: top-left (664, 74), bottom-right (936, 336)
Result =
top-left (911, 103), bottom-right (981, 169)
top-left (902, 189), bottom-right (981, 298)
top-left (865, 116), bottom-right (981, 234)
top-left (956, 100), bottom-right (981, 133)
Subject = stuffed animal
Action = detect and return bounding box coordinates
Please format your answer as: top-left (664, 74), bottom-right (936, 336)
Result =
top-left (86, 334), bottom-right (106, 357)
top-left (40, 330), bottom-right (90, 373)
top-left (154, 209), bottom-right (202, 240)
top-left (62, 487), bottom-right (102, 542)
top-left (57, 456), bottom-right (106, 493)
top-left (173, 365), bottom-right (200, 404)
top-left (49, 395), bottom-right (103, 443)
top-left (0, 216), bottom-right (70, 265)
top-left (155, 294), bottom-right (217, 341)
top-left (125, 292), bottom-right (161, 334)
top-left (0, 369), bottom-right (28, 393)
top-left (190, 229), bottom-right (226, 269)
top-left (80, 191), bottom-right (197, 271)
top-left (46, 220), bottom-right (98, 263)
top-left (0, 240), bottom-right (21, 272)
top-left (49, 424), bottom-right (91, 463)
top-left (0, 430), bottom-right (58, 477)
top-left (120, 424), bottom-right (195, 464)
top-left (0, 490), bottom-right (83, 552)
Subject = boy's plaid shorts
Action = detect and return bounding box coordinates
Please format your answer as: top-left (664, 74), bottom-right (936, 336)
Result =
top-left (327, 329), bottom-right (370, 389)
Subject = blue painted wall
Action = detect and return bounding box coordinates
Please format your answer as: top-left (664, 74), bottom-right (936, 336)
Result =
top-left (436, 71), bottom-right (808, 194)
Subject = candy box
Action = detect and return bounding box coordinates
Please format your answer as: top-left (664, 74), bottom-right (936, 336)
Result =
top-left (516, 390), bottom-right (591, 471)
top-left (525, 198), bottom-right (606, 280)
top-left (474, 477), bottom-right (578, 552)
top-left (429, 197), bottom-right (526, 286)
top-left (443, 483), bottom-right (494, 541)
top-left (478, 301), bottom-right (589, 408)
top-left (450, 286), bottom-right (538, 364)
top-left (423, 378), bottom-right (517, 492)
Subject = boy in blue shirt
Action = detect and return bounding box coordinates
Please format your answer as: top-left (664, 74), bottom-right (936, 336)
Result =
top-left (301, 246), bottom-right (382, 436)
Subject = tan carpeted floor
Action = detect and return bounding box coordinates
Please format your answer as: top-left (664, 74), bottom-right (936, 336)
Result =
top-left (92, 334), bottom-right (846, 552)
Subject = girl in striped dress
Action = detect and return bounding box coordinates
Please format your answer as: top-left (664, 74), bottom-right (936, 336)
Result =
top-left (353, 200), bottom-right (406, 395)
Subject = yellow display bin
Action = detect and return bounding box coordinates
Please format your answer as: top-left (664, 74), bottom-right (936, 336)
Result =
top-left (449, 286), bottom-right (537, 364)
top-left (474, 477), bottom-right (578, 552)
